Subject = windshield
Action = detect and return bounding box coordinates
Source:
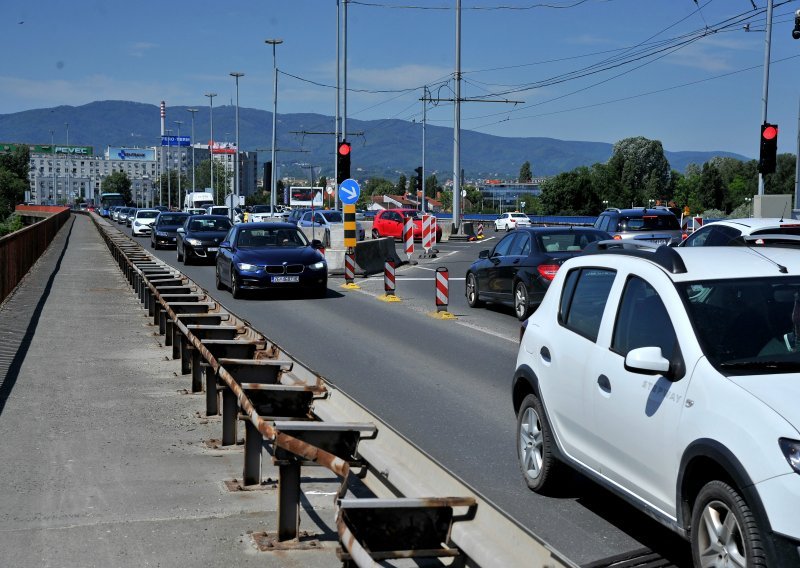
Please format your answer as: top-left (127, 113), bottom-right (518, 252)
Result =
top-left (679, 276), bottom-right (800, 375)
top-left (322, 211), bottom-right (343, 223)
top-left (619, 214), bottom-right (679, 231)
top-left (236, 227), bottom-right (309, 248)
top-left (251, 205), bottom-right (271, 213)
top-left (188, 218), bottom-right (232, 231)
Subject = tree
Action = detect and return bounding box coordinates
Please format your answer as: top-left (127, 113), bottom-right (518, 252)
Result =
top-left (764, 153), bottom-right (796, 196)
top-left (396, 174), bottom-right (407, 195)
top-left (193, 158), bottom-right (232, 200)
top-left (697, 163), bottom-right (726, 211)
top-left (102, 171), bottom-right (132, 205)
top-left (0, 145), bottom-right (30, 220)
top-left (606, 136), bottom-right (671, 207)
top-left (539, 166), bottom-right (601, 215)
top-left (519, 161), bottom-right (532, 183)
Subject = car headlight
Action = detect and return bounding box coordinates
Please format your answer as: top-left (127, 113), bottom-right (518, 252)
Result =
top-left (309, 261), bottom-right (326, 270)
top-left (779, 438), bottom-right (800, 474)
top-left (186, 238), bottom-right (203, 246)
top-left (133, 221), bottom-right (141, 227)
top-left (236, 263), bottom-right (260, 271)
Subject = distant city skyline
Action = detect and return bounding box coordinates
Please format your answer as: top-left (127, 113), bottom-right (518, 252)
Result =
top-left (3, 1), bottom-right (800, 158)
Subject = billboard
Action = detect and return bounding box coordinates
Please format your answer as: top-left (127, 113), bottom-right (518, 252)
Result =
top-left (161, 135), bottom-right (191, 147)
top-left (210, 141), bottom-right (237, 155)
top-left (107, 147), bottom-right (156, 161)
top-left (1, 143), bottom-right (94, 155)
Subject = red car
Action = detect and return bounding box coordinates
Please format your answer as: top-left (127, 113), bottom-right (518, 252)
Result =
top-left (371, 209), bottom-right (443, 242)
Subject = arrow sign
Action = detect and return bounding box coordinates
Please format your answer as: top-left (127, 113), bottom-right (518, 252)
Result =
top-left (339, 178), bottom-right (360, 205)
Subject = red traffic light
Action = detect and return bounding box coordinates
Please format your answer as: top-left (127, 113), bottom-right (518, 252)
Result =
top-left (338, 141), bottom-right (351, 156)
top-left (762, 125), bottom-right (778, 140)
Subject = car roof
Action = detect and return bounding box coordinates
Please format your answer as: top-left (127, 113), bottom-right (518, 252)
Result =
top-left (238, 222), bottom-right (298, 229)
top-left (603, 207), bottom-right (677, 216)
top-left (517, 226), bottom-right (608, 234)
top-left (699, 217), bottom-right (800, 231)
top-left (135, 209), bottom-right (159, 214)
top-left (189, 214), bottom-right (231, 220)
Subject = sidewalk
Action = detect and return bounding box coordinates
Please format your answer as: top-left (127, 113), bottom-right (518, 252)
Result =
top-left (0, 214), bottom-right (338, 567)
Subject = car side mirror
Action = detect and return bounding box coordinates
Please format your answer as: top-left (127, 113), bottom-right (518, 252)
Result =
top-left (478, 249), bottom-right (490, 259)
top-left (624, 346), bottom-right (671, 376)
top-left (219, 241), bottom-right (231, 250)
top-left (311, 239), bottom-right (324, 250)
top-left (177, 227), bottom-right (184, 233)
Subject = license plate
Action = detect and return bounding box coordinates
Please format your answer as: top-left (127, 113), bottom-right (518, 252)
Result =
top-left (650, 239), bottom-right (668, 245)
top-left (207, 247), bottom-right (218, 253)
top-left (271, 275), bottom-right (299, 283)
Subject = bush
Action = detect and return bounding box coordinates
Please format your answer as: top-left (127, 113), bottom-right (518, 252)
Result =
top-left (0, 214), bottom-right (24, 237)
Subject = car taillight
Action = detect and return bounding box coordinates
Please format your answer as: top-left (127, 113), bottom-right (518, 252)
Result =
top-left (682, 233), bottom-right (688, 240)
top-left (537, 264), bottom-right (560, 280)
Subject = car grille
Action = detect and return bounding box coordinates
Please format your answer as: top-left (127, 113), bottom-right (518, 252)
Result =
top-left (265, 264), bottom-right (304, 274)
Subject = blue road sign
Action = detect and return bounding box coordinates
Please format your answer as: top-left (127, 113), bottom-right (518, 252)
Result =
top-left (339, 178), bottom-right (361, 205)
top-left (161, 135), bottom-right (191, 147)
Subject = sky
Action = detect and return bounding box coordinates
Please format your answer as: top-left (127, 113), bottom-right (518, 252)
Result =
top-left (3, 0), bottom-right (800, 159)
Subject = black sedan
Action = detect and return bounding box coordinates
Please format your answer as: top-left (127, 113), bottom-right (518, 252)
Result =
top-left (465, 226), bottom-right (610, 320)
top-left (176, 215), bottom-right (232, 264)
top-left (150, 212), bottom-right (189, 249)
top-left (215, 222), bottom-right (327, 299)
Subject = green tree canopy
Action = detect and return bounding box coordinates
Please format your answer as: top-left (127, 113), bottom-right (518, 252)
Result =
top-left (0, 145), bottom-right (30, 220)
top-left (101, 171), bottom-right (132, 205)
top-left (519, 161), bottom-right (532, 183)
top-left (193, 158), bottom-right (232, 201)
top-left (606, 136), bottom-right (671, 207)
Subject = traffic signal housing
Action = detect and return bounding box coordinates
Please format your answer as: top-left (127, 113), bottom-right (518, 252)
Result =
top-left (337, 140), bottom-right (351, 184)
top-left (758, 123), bottom-right (778, 175)
top-left (415, 166), bottom-right (423, 197)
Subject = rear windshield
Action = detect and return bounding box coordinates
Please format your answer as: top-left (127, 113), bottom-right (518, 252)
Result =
top-left (618, 214), bottom-right (679, 232)
top-left (322, 212), bottom-right (343, 223)
top-left (137, 211), bottom-right (159, 219)
top-left (158, 214), bottom-right (188, 224)
top-left (752, 227), bottom-right (800, 236)
top-left (537, 231), bottom-right (607, 252)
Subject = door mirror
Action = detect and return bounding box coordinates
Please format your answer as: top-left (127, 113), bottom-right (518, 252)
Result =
top-left (219, 241), bottom-right (231, 250)
top-left (177, 227), bottom-right (184, 233)
top-left (311, 239), bottom-right (324, 250)
top-left (624, 346), bottom-right (671, 376)
top-left (478, 249), bottom-right (490, 259)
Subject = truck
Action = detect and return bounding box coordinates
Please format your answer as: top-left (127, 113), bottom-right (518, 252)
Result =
top-left (183, 191), bottom-right (214, 211)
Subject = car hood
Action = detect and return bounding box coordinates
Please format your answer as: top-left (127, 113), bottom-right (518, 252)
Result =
top-left (729, 375), bottom-right (800, 432)
top-left (186, 230), bottom-right (228, 241)
top-left (234, 246), bottom-right (323, 265)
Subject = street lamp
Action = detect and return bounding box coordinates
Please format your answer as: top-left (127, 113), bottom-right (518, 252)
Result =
top-left (602, 199), bottom-right (609, 210)
top-left (50, 129), bottom-right (55, 204)
top-left (187, 108), bottom-right (198, 193)
top-left (205, 92), bottom-right (217, 203)
top-left (230, 72), bottom-right (245, 222)
top-left (174, 120), bottom-right (183, 210)
top-left (165, 128), bottom-right (172, 210)
top-left (266, 39), bottom-right (283, 212)
top-left (745, 197), bottom-right (753, 217)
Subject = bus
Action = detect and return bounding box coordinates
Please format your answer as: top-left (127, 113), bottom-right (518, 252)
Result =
top-left (99, 193), bottom-right (126, 217)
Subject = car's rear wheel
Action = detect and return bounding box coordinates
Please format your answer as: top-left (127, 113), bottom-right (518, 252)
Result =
top-left (691, 480), bottom-right (766, 568)
top-left (466, 273), bottom-right (483, 308)
top-left (517, 393), bottom-right (562, 494)
top-left (177, 246), bottom-right (184, 263)
top-left (514, 281), bottom-right (531, 321)
top-left (150, 239), bottom-right (155, 249)
top-left (230, 270), bottom-right (242, 299)
top-left (372, 229), bottom-right (380, 239)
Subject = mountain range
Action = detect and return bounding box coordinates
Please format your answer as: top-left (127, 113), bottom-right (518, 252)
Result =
top-left (0, 100), bottom-right (749, 180)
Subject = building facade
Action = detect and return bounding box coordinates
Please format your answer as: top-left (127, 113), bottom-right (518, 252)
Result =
top-left (479, 179), bottom-right (546, 211)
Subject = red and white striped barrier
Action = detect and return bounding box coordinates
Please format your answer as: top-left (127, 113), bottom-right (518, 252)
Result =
top-left (477, 223), bottom-right (484, 239)
top-left (435, 267), bottom-right (449, 312)
top-left (403, 216), bottom-right (414, 260)
top-left (344, 251), bottom-right (356, 283)
top-left (422, 214), bottom-right (433, 252)
top-left (384, 260), bottom-right (396, 295)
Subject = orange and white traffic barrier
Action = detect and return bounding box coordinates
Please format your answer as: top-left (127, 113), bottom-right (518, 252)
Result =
top-left (403, 216), bottom-right (414, 260)
top-left (477, 222), bottom-right (484, 239)
top-left (422, 214), bottom-right (433, 252)
top-left (384, 260), bottom-right (396, 295)
top-left (345, 251), bottom-right (355, 283)
top-left (435, 267), bottom-right (449, 312)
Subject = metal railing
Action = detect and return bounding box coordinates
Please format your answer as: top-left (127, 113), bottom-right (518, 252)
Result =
top-left (0, 207), bottom-right (70, 304)
top-left (91, 212), bottom-right (576, 568)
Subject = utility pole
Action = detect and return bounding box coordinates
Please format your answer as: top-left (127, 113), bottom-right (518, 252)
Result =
top-left (453, 0), bottom-right (461, 230)
top-left (758, 0), bottom-right (774, 196)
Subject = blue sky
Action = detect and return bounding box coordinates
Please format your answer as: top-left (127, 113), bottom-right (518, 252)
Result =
top-left (3, 0), bottom-right (800, 158)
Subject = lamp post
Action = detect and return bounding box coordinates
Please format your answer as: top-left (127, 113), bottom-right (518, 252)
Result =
top-left (65, 122), bottom-right (70, 204)
top-left (187, 108), bottom-right (198, 193)
top-left (745, 197), bottom-right (753, 217)
top-left (50, 129), bottom-right (55, 204)
top-left (230, 72), bottom-right (244, 222)
top-left (164, 128), bottom-right (172, 210)
top-left (174, 120), bottom-right (183, 210)
top-left (205, 92), bottom-right (217, 203)
top-left (265, 39), bottom-right (283, 212)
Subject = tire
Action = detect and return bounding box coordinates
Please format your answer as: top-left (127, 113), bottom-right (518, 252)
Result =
top-left (176, 245), bottom-right (184, 263)
top-left (514, 281), bottom-right (531, 321)
top-left (691, 480), bottom-right (766, 568)
top-left (466, 273), bottom-right (484, 308)
top-left (372, 229), bottom-right (380, 239)
top-left (494, 224), bottom-right (500, 232)
top-left (230, 270), bottom-right (242, 299)
top-left (517, 393), bottom-right (563, 493)
top-left (506, 225), bottom-right (512, 232)
top-left (215, 267), bottom-right (225, 290)
top-left (150, 239), bottom-right (155, 249)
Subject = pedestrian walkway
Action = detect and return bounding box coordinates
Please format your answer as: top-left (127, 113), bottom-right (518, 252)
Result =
top-left (0, 214), bottom-right (337, 568)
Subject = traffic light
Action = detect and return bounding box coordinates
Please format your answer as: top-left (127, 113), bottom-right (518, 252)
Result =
top-left (263, 161), bottom-right (272, 190)
top-left (415, 166), bottom-right (423, 197)
top-left (758, 123), bottom-right (778, 175)
top-left (793, 9), bottom-right (800, 40)
top-left (337, 140), bottom-right (351, 184)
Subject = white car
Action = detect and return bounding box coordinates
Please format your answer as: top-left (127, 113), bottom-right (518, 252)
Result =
top-left (680, 217), bottom-right (800, 247)
top-left (131, 209), bottom-right (160, 236)
top-left (494, 212), bottom-right (531, 232)
top-left (513, 241), bottom-right (800, 566)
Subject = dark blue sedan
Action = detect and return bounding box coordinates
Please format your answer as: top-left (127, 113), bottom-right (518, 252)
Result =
top-left (215, 222), bottom-right (328, 299)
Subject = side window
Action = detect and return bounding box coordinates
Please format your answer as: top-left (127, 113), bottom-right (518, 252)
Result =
top-left (612, 276), bottom-right (677, 360)
top-left (559, 268), bottom-right (616, 342)
top-left (508, 233), bottom-right (530, 256)
top-left (684, 225), bottom-right (741, 247)
top-left (302, 212), bottom-right (312, 223)
top-left (492, 233), bottom-right (517, 257)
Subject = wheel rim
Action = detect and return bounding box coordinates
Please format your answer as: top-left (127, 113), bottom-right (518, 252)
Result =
top-left (515, 284), bottom-right (528, 319)
top-left (696, 500), bottom-right (747, 568)
top-left (231, 272), bottom-right (237, 294)
top-left (467, 274), bottom-right (477, 304)
top-left (519, 406), bottom-right (543, 479)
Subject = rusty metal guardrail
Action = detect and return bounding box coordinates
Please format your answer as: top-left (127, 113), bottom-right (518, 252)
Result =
top-left (90, 212), bottom-right (576, 568)
top-left (0, 207), bottom-right (70, 304)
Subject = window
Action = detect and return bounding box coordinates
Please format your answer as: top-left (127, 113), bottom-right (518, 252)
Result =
top-left (559, 268), bottom-right (616, 342)
top-left (508, 233), bottom-right (530, 256)
top-left (683, 225), bottom-right (741, 247)
top-left (492, 233), bottom-right (517, 257)
top-left (612, 276), bottom-right (677, 360)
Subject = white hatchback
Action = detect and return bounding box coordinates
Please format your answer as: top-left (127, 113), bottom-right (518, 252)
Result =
top-left (131, 209), bottom-right (160, 236)
top-left (513, 242), bottom-right (800, 566)
top-left (494, 212), bottom-right (531, 232)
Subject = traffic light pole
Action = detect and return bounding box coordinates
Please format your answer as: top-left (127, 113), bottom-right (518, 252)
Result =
top-left (758, 0), bottom-right (774, 197)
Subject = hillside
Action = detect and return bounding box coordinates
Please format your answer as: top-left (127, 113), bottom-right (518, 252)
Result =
top-left (0, 100), bottom-right (749, 180)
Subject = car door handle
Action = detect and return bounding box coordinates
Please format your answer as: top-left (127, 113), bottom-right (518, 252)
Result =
top-left (540, 346), bottom-right (551, 363)
top-left (513, 259), bottom-right (520, 264)
top-left (597, 374), bottom-right (611, 393)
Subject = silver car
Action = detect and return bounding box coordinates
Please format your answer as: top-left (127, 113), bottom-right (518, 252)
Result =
top-left (593, 207), bottom-right (684, 246)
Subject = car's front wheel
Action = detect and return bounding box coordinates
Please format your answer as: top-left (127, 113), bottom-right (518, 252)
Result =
top-left (177, 245), bottom-right (184, 263)
top-left (466, 273), bottom-right (483, 308)
top-left (215, 267), bottom-right (225, 290)
top-left (517, 393), bottom-right (562, 494)
top-left (514, 281), bottom-right (531, 321)
top-left (691, 480), bottom-right (766, 568)
top-left (230, 270), bottom-right (242, 299)
top-left (372, 228), bottom-right (380, 239)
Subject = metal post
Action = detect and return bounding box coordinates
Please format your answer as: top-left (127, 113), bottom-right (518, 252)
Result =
top-left (187, 108), bottom-right (198, 198)
top-left (278, 461), bottom-right (301, 541)
top-left (191, 349), bottom-right (203, 393)
top-left (230, 72), bottom-right (244, 222)
top-left (343, 0), bottom-right (348, 140)
top-left (205, 93), bottom-right (217, 203)
top-left (243, 421), bottom-right (262, 486)
top-left (172, 325), bottom-right (182, 360)
top-left (181, 337), bottom-right (192, 375)
top-left (266, 39), bottom-right (282, 212)
top-left (452, 0), bottom-right (462, 230)
top-left (795, 96), bottom-right (800, 214)
top-left (205, 367), bottom-right (219, 416)
top-left (65, 122), bottom-right (70, 204)
top-left (335, 0), bottom-right (340, 211)
top-left (758, 0), bottom-right (774, 196)
top-left (165, 129), bottom-right (172, 210)
top-left (422, 87), bottom-right (427, 214)
top-left (174, 120), bottom-right (183, 211)
top-left (221, 389), bottom-right (237, 446)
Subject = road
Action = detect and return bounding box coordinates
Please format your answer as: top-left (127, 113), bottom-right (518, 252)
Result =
top-left (132, 227), bottom-right (693, 567)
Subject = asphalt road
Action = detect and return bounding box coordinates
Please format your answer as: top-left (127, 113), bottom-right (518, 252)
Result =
top-left (132, 228), bottom-right (693, 567)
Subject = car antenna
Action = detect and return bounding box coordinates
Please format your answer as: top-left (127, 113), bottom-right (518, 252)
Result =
top-left (741, 243), bottom-right (788, 274)
top-left (780, 200), bottom-right (788, 223)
